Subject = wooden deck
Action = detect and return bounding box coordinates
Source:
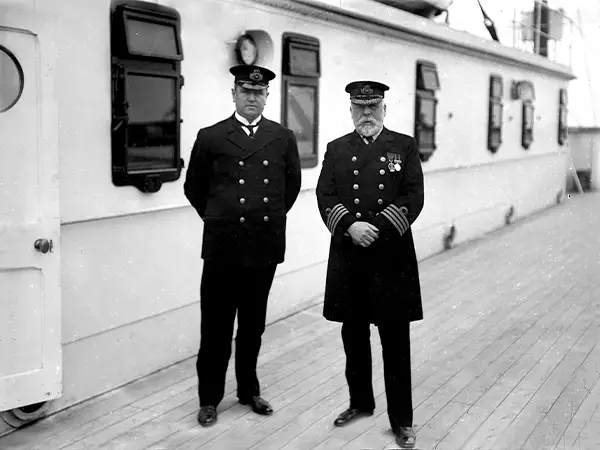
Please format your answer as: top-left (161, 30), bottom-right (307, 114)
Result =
top-left (2, 193), bottom-right (600, 450)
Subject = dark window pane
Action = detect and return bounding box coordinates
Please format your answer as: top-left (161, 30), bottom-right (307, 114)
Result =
top-left (418, 130), bottom-right (435, 149)
top-left (560, 89), bottom-right (567, 105)
top-left (420, 66), bottom-right (440, 90)
top-left (490, 130), bottom-right (501, 148)
top-left (286, 84), bottom-right (316, 158)
top-left (126, 18), bottom-right (179, 57)
top-left (491, 102), bottom-right (503, 128)
top-left (560, 108), bottom-right (567, 125)
top-left (127, 144), bottom-right (175, 170)
top-left (290, 46), bottom-right (318, 75)
top-left (125, 74), bottom-right (177, 170)
top-left (126, 74), bottom-right (176, 123)
top-left (418, 97), bottom-right (436, 127)
top-left (491, 78), bottom-right (503, 99)
top-left (524, 103), bottom-right (534, 129)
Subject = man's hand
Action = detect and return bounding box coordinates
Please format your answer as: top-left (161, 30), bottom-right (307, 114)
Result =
top-left (347, 222), bottom-right (380, 247)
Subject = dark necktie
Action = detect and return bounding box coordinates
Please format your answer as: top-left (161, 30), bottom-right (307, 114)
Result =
top-left (238, 121), bottom-right (258, 138)
top-left (364, 136), bottom-right (374, 145)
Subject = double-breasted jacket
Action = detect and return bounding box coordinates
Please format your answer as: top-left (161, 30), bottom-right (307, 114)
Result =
top-left (316, 128), bottom-right (425, 324)
top-left (184, 114), bottom-right (301, 266)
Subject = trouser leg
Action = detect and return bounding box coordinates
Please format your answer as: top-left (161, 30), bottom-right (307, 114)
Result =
top-left (378, 321), bottom-right (413, 430)
top-left (196, 261), bottom-right (237, 407)
top-left (341, 320), bottom-right (376, 412)
top-left (235, 264), bottom-right (277, 400)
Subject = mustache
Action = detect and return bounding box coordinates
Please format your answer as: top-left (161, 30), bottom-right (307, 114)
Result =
top-left (357, 117), bottom-right (381, 126)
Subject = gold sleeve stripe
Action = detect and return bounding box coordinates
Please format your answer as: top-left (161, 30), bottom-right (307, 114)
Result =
top-left (381, 204), bottom-right (410, 235)
top-left (327, 203), bottom-right (350, 234)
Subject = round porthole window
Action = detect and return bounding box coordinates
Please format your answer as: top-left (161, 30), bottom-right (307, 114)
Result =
top-left (0, 46), bottom-right (24, 113)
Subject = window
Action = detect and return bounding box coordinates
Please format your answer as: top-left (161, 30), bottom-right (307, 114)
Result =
top-left (110, 0), bottom-right (184, 193)
top-left (558, 88), bottom-right (568, 146)
top-left (488, 75), bottom-right (503, 153)
top-left (281, 33), bottom-right (320, 169)
top-left (522, 100), bottom-right (534, 149)
top-left (414, 61), bottom-right (440, 162)
top-left (0, 46), bottom-right (24, 113)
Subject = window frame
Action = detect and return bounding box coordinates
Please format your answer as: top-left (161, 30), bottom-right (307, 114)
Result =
top-left (522, 99), bottom-right (535, 150)
top-left (121, 10), bottom-right (183, 61)
top-left (110, 0), bottom-right (184, 193)
top-left (121, 68), bottom-right (181, 173)
top-left (414, 60), bottom-right (440, 162)
top-left (0, 45), bottom-right (25, 113)
top-left (488, 74), bottom-right (504, 153)
top-left (281, 32), bottom-right (321, 169)
top-left (558, 88), bottom-right (568, 146)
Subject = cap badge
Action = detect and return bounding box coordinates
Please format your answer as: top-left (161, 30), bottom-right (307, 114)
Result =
top-left (361, 85), bottom-right (373, 95)
top-left (249, 69), bottom-right (263, 81)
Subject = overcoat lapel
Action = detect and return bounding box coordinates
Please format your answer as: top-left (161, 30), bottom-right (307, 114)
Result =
top-left (225, 114), bottom-right (278, 159)
top-left (353, 128), bottom-right (395, 169)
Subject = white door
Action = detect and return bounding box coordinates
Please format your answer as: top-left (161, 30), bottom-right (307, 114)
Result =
top-left (0, 27), bottom-right (61, 411)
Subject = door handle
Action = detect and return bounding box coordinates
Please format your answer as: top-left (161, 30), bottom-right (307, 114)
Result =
top-left (34, 238), bottom-right (53, 254)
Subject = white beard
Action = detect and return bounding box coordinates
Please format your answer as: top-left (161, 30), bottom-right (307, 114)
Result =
top-left (356, 121), bottom-right (383, 137)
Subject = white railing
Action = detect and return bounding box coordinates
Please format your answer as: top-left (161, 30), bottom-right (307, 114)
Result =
top-left (508, 0), bottom-right (576, 67)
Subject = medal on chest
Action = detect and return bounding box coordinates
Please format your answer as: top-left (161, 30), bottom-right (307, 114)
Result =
top-left (386, 152), bottom-right (402, 172)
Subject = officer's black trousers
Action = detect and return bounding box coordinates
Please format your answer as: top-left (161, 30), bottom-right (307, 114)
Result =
top-left (196, 261), bottom-right (277, 407)
top-left (341, 319), bottom-right (413, 430)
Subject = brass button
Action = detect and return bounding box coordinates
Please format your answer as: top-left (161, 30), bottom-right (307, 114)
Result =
top-left (264, 179), bottom-right (269, 185)
top-left (378, 198), bottom-right (383, 205)
top-left (353, 170), bottom-right (359, 176)
top-left (379, 169), bottom-right (385, 175)
top-left (263, 160), bottom-right (269, 166)
top-left (239, 179), bottom-right (245, 185)
top-left (263, 216), bottom-right (269, 222)
top-left (354, 198), bottom-right (360, 204)
top-left (379, 184), bottom-right (384, 190)
top-left (239, 161), bottom-right (244, 167)
top-left (239, 217), bottom-right (245, 223)
top-left (356, 212), bottom-right (362, 219)
top-left (263, 197), bottom-right (269, 203)
top-left (353, 184), bottom-right (359, 190)
top-left (240, 198), bottom-right (246, 204)
top-left (380, 156), bottom-right (386, 162)
top-left (352, 156), bottom-right (357, 162)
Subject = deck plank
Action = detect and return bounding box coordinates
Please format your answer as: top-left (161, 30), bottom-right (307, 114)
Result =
top-left (1, 194), bottom-right (600, 450)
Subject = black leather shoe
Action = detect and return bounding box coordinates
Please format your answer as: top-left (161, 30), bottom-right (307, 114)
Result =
top-left (197, 405), bottom-right (217, 427)
top-left (394, 427), bottom-right (416, 448)
top-left (333, 407), bottom-right (374, 427)
top-left (239, 396), bottom-right (274, 415)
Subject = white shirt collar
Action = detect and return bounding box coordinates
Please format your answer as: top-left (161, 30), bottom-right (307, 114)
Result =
top-left (235, 112), bottom-right (262, 127)
top-left (359, 126), bottom-right (384, 143)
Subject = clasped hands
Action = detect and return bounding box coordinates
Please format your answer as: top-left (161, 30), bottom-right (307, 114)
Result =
top-left (347, 221), bottom-right (380, 248)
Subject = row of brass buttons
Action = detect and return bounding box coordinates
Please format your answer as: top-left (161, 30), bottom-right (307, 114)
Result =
top-left (239, 216), bottom-right (270, 223)
top-left (239, 160), bottom-right (270, 167)
top-left (239, 197), bottom-right (269, 204)
top-left (351, 156), bottom-right (388, 163)
top-left (353, 184), bottom-right (385, 190)
top-left (239, 159), bottom-right (271, 224)
top-left (353, 198), bottom-right (385, 205)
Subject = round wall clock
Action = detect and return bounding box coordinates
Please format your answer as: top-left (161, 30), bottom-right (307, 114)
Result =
top-left (236, 34), bottom-right (258, 65)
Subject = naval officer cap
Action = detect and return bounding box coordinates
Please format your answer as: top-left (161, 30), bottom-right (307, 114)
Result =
top-left (230, 64), bottom-right (276, 90)
top-left (345, 81), bottom-right (390, 105)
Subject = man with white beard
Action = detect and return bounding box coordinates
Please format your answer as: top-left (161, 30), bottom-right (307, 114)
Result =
top-left (316, 81), bottom-right (425, 448)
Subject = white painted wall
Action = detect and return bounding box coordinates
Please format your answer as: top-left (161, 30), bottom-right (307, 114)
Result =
top-left (2, 0), bottom-right (572, 419)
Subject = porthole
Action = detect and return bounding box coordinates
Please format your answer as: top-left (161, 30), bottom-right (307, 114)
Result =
top-left (0, 46), bottom-right (24, 113)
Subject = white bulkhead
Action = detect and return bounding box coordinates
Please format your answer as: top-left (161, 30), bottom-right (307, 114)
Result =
top-left (0, 0), bottom-right (573, 426)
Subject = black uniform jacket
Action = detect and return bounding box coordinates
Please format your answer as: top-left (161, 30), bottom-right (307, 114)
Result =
top-left (184, 114), bottom-right (301, 266)
top-left (316, 128), bottom-right (424, 324)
